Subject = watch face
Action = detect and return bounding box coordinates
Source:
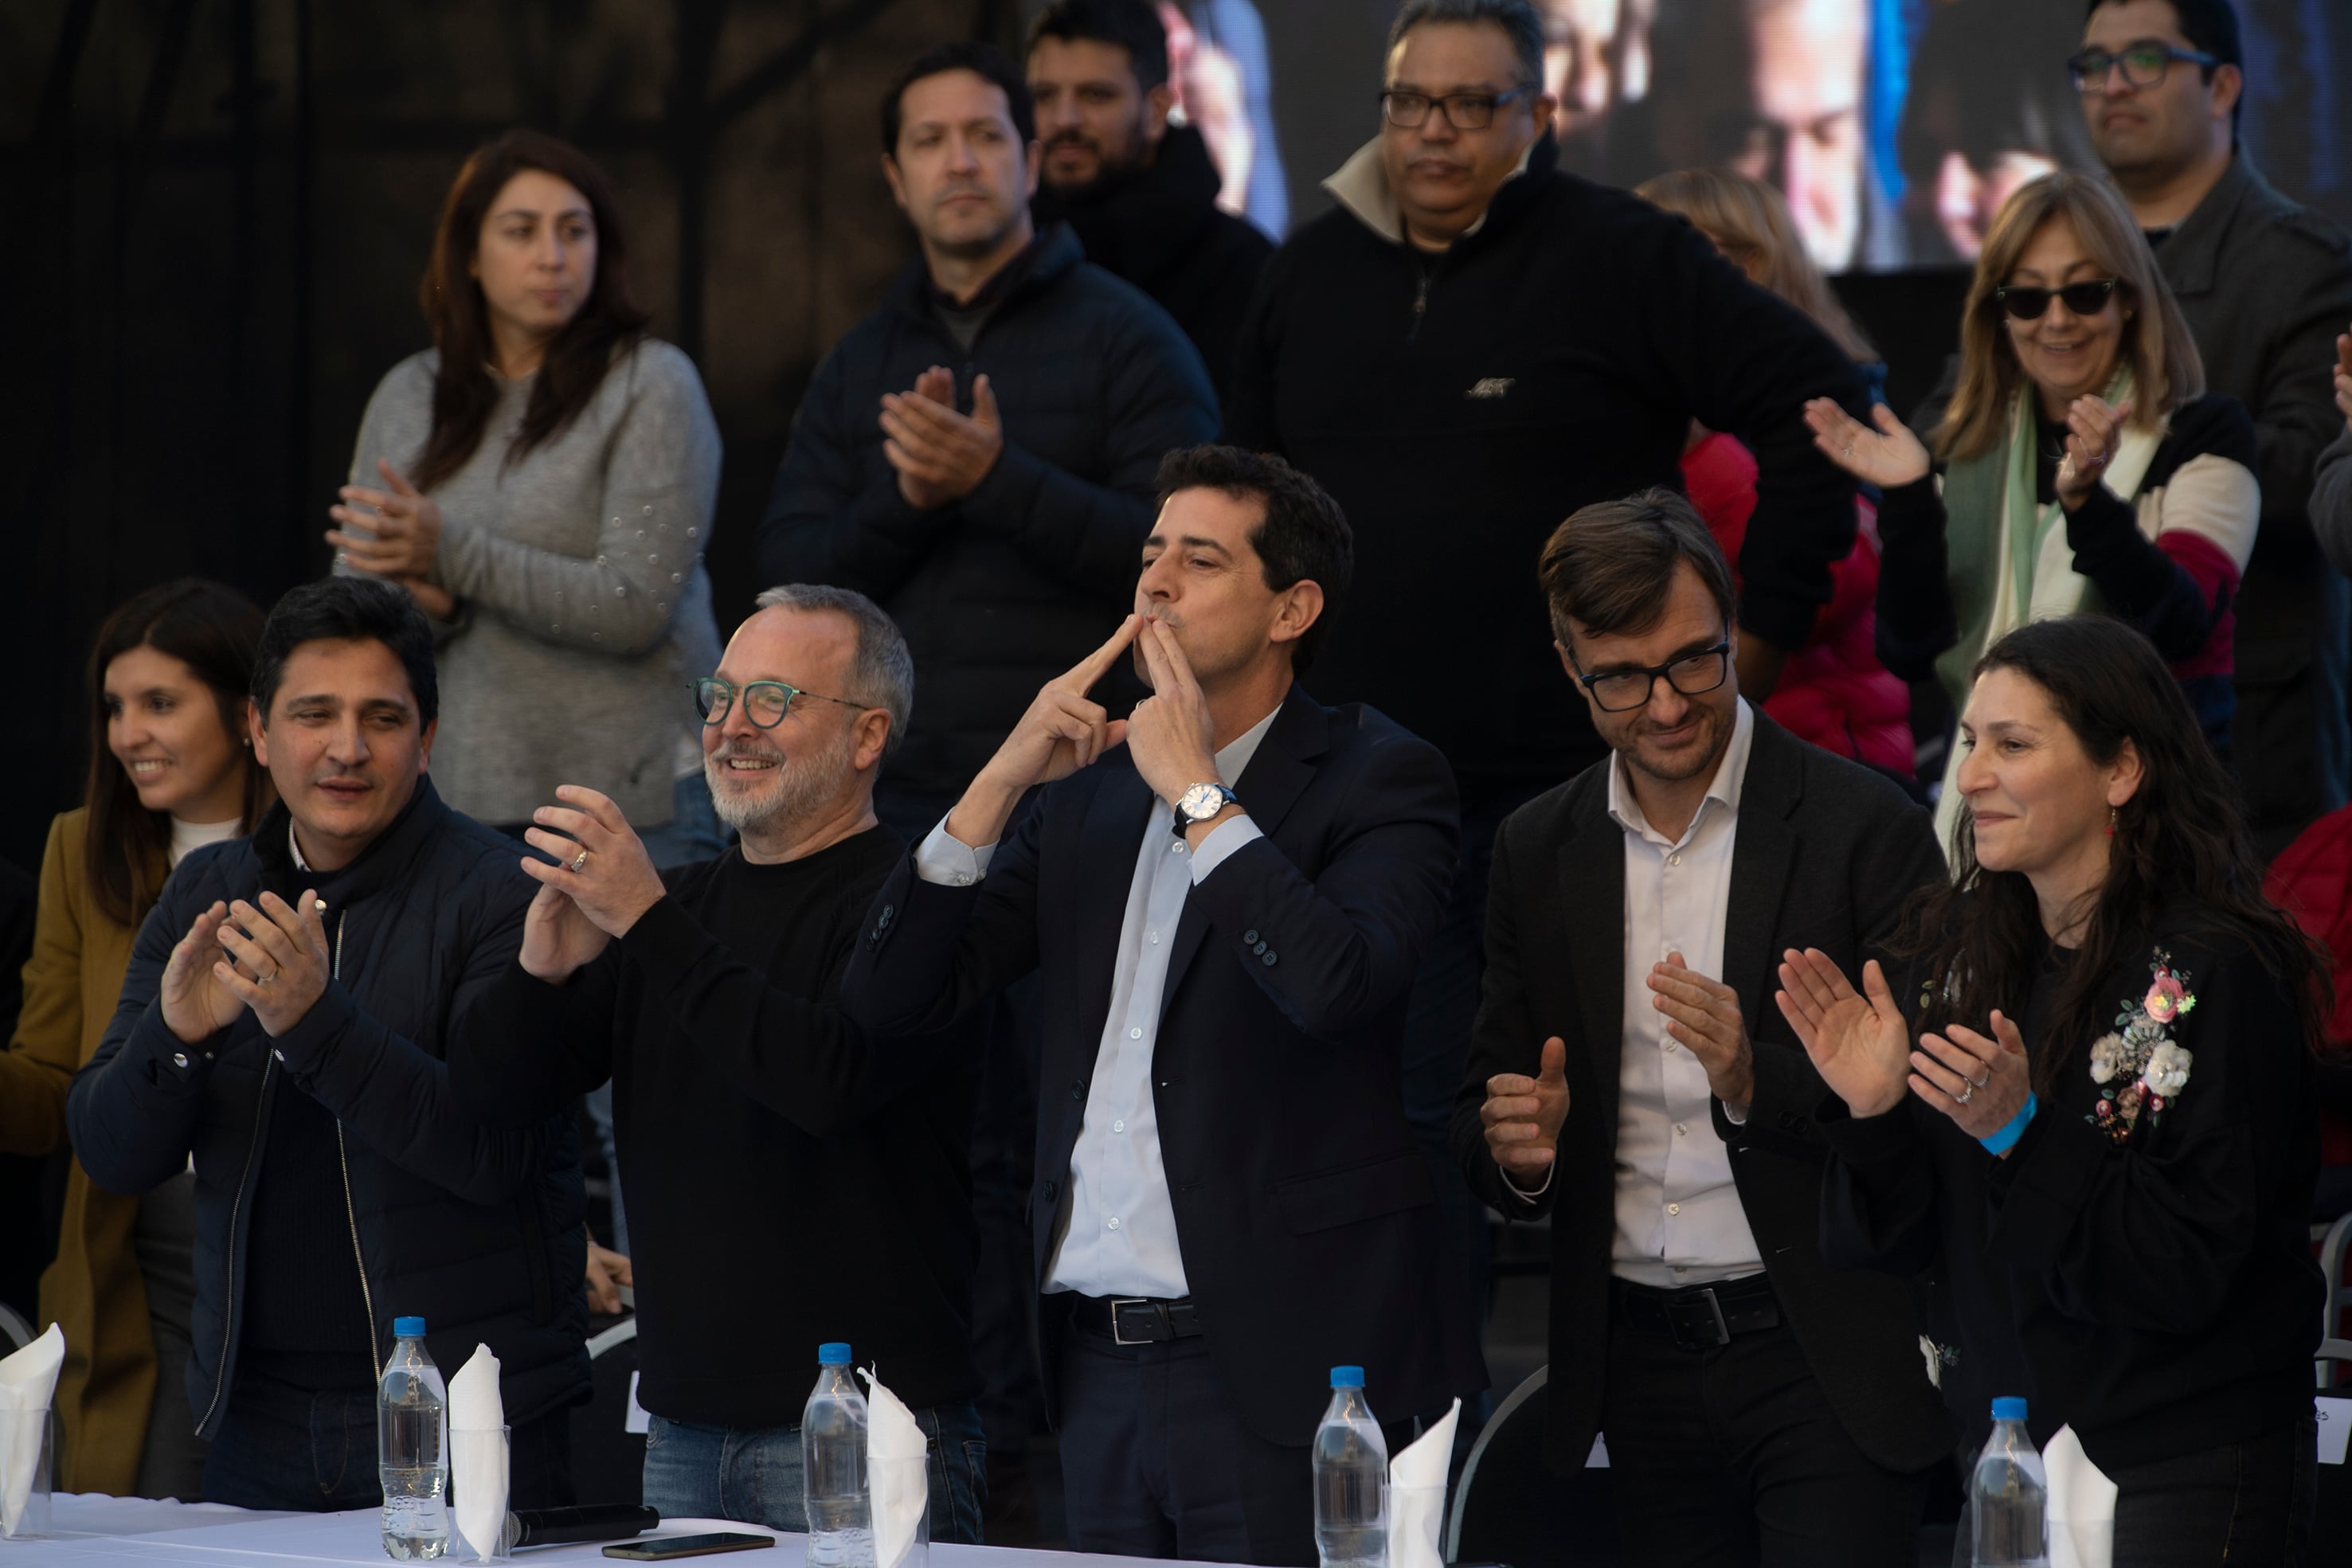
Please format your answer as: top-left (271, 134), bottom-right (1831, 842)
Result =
top-left (1180, 783), bottom-right (1225, 819)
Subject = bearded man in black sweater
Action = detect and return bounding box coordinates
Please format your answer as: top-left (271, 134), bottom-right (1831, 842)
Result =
top-left (454, 585), bottom-right (985, 1541)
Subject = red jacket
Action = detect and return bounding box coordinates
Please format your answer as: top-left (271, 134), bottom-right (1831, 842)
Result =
top-left (1683, 432), bottom-right (1912, 777)
top-left (2261, 805), bottom-right (2352, 1168)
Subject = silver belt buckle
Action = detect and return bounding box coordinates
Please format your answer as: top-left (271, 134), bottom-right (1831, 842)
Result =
top-left (1109, 1298), bottom-right (1153, 1346)
top-left (1669, 1285), bottom-right (1732, 1351)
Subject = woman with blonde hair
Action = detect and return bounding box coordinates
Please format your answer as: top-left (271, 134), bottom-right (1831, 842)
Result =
top-left (1638, 167), bottom-right (1912, 779)
top-left (1806, 171), bottom-right (2257, 848)
top-left (0, 580), bottom-right (269, 1499)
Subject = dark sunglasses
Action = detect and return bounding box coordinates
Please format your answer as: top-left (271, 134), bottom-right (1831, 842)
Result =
top-left (1991, 277), bottom-right (2122, 321)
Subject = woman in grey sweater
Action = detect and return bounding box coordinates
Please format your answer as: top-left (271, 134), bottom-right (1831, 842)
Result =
top-left (329, 131), bottom-right (722, 1266)
top-left (328, 129), bottom-right (723, 870)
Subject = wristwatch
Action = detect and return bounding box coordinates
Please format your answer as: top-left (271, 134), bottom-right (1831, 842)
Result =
top-left (1172, 782), bottom-right (1241, 834)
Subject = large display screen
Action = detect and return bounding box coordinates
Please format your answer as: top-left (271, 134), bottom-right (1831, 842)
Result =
top-left (1141, 1), bottom-right (2351, 272)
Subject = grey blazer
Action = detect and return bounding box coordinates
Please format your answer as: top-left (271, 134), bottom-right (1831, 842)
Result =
top-left (346, 339), bottom-right (722, 827)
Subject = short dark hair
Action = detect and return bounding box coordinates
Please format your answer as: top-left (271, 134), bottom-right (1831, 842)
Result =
top-left (1538, 488), bottom-right (1736, 649)
top-left (252, 577), bottom-right (439, 728)
top-left (1387, 0), bottom-right (1545, 87)
top-left (1153, 446), bottom-right (1354, 672)
top-left (881, 41), bottom-right (1037, 156)
top-left (1027, 0), bottom-right (1170, 92)
top-left (2085, 0), bottom-right (2243, 136)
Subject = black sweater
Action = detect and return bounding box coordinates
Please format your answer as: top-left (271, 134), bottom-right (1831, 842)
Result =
top-left (457, 827), bottom-right (981, 1425)
top-left (1226, 133), bottom-right (1869, 787)
top-left (1819, 915), bottom-right (2322, 1472)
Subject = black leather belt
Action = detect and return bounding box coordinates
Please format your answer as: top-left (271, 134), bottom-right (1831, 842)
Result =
top-left (1613, 1273), bottom-right (1780, 1352)
top-left (1069, 1295), bottom-right (1204, 1345)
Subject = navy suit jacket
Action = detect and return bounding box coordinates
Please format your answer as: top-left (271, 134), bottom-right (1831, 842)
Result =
top-left (843, 682), bottom-right (1486, 1444)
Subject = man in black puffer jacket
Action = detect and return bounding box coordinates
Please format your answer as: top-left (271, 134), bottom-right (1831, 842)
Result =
top-left (69, 577), bottom-right (587, 1512)
top-left (1026, 0), bottom-right (1274, 396)
top-left (757, 40), bottom-right (1219, 838)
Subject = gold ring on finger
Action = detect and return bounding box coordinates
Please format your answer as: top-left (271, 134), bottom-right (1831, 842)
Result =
top-left (570, 848), bottom-right (590, 874)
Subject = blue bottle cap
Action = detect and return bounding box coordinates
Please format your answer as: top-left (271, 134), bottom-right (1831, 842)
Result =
top-left (818, 1342), bottom-right (852, 1367)
top-left (1329, 1366), bottom-right (1364, 1389)
top-left (393, 1316), bottom-right (427, 1339)
top-left (1990, 1396), bottom-right (2028, 1421)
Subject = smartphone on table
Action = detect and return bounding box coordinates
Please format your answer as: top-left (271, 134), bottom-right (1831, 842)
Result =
top-left (604, 1532), bottom-right (776, 1559)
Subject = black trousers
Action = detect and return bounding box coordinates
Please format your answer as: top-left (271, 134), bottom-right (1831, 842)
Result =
top-left (1949, 1417), bottom-right (2318, 1567)
top-left (1600, 1311), bottom-right (1929, 1568)
top-left (1055, 1315), bottom-right (1419, 1566)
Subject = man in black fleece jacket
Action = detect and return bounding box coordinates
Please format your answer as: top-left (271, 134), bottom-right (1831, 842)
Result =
top-left (67, 579), bottom-right (588, 1512)
top-left (453, 586), bottom-right (985, 1541)
top-left (1027, 0), bottom-right (1274, 396)
top-left (757, 41), bottom-right (1217, 837)
top-left (1224, 0), bottom-right (1874, 1344)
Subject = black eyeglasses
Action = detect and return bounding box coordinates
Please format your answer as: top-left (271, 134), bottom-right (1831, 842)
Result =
top-left (1379, 85), bottom-right (1536, 131)
top-left (1570, 642), bottom-right (1732, 714)
top-left (2067, 42), bottom-right (2220, 92)
top-left (1991, 277), bottom-right (2122, 320)
top-left (691, 677), bottom-right (867, 729)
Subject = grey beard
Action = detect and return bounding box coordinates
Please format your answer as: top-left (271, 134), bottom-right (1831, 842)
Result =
top-left (706, 726), bottom-right (855, 836)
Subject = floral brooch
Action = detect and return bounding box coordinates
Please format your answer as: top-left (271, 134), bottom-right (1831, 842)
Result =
top-left (2087, 950), bottom-right (2196, 1145)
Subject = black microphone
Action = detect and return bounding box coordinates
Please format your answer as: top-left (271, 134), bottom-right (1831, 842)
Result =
top-left (504, 1503), bottom-right (662, 1547)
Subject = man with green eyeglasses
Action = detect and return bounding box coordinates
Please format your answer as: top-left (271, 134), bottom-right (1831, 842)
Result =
top-left (450, 583), bottom-right (992, 1541)
top-left (2076, 0), bottom-right (2352, 856)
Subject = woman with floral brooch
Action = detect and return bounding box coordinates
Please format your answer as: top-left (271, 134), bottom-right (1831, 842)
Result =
top-left (1776, 614), bottom-right (2326, 1562)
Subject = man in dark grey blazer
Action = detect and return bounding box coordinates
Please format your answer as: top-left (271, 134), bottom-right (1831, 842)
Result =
top-left (1453, 491), bottom-right (1951, 1566)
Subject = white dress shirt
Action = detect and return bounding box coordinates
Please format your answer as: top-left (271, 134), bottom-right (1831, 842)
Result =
top-left (1505, 701), bottom-right (1763, 1289)
top-left (915, 708), bottom-right (1282, 1298)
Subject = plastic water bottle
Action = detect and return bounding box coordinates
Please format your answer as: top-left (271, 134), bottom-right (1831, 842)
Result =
top-left (1970, 1396), bottom-right (2049, 1568)
top-left (1312, 1366), bottom-right (1388, 1568)
top-left (378, 1316), bottom-right (451, 1560)
top-left (802, 1342), bottom-right (874, 1567)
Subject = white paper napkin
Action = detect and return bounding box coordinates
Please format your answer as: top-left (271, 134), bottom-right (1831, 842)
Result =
top-left (1387, 1397), bottom-right (1459, 1568)
top-left (2043, 1423), bottom-right (2116, 1568)
top-left (450, 1343), bottom-right (507, 1562)
top-left (860, 1367), bottom-right (929, 1568)
top-left (0, 1324), bottom-right (64, 1538)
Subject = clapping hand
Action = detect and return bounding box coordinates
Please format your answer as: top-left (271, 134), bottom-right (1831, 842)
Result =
top-left (1910, 1012), bottom-right (2033, 1144)
top-left (881, 368), bottom-right (1004, 510)
top-left (329, 459), bottom-right (446, 578)
top-left (211, 892), bottom-right (333, 1038)
top-left (2334, 330), bottom-right (2351, 430)
top-left (519, 879), bottom-right (613, 983)
top-left (1804, 398), bottom-right (1931, 490)
top-left (1125, 618), bottom-right (1220, 809)
top-left (2052, 396), bottom-right (2131, 510)
top-left (1648, 951), bottom-right (1756, 1108)
top-left (158, 901), bottom-right (250, 1046)
top-left (1481, 1036), bottom-right (1571, 1184)
top-left (1775, 948), bottom-right (1911, 1118)
top-left (519, 787), bottom-right (667, 940)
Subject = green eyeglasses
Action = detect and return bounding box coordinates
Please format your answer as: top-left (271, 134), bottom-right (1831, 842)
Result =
top-left (691, 677), bottom-right (867, 729)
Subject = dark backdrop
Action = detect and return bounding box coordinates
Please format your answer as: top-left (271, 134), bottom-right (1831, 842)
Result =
top-left (0, 0), bottom-right (1966, 884)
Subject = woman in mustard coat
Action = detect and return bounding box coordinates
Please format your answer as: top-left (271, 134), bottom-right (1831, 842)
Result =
top-left (0, 580), bottom-right (267, 1496)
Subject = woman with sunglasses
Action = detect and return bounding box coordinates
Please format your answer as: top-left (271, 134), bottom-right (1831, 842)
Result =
top-left (0, 581), bottom-right (269, 1500)
top-left (1806, 172), bottom-right (2256, 849)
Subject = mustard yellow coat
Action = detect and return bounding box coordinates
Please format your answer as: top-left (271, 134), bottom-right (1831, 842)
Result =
top-left (0, 811), bottom-right (155, 1495)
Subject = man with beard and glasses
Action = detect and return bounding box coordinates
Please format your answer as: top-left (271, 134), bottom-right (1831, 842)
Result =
top-left (450, 585), bottom-right (988, 1539)
top-left (1027, 0), bottom-right (1273, 394)
top-left (1454, 491), bottom-right (1949, 1562)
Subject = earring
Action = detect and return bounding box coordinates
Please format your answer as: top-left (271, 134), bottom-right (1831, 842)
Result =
top-left (2106, 805), bottom-right (2119, 838)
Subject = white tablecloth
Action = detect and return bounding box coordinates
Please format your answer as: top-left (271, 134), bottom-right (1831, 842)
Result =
top-left (22, 1495), bottom-right (1227, 1568)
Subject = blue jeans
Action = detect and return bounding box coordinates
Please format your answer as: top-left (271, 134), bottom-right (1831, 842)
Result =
top-left (643, 1401), bottom-right (986, 1543)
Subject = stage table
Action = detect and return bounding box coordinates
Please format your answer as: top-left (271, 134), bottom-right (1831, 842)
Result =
top-left (28, 1495), bottom-right (1222, 1567)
